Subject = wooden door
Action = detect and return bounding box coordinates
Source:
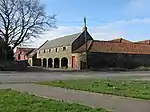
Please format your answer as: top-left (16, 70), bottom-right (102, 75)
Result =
top-left (72, 56), bottom-right (76, 68)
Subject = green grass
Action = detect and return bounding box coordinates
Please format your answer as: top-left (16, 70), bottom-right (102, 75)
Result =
top-left (0, 89), bottom-right (108, 112)
top-left (38, 79), bottom-right (150, 100)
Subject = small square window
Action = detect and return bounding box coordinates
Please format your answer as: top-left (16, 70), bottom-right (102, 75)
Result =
top-left (49, 49), bottom-right (51, 52)
top-left (63, 47), bottom-right (66, 51)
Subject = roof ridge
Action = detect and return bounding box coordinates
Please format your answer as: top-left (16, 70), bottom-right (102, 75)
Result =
top-left (48, 32), bottom-right (81, 41)
top-left (93, 40), bottom-right (109, 42)
top-left (17, 47), bottom-right (36, 49)
top-left (93, 40), bottom-right (133, 44)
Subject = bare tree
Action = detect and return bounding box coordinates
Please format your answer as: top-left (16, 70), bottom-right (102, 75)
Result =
top-left (0, 0), bottom-right (56, 50)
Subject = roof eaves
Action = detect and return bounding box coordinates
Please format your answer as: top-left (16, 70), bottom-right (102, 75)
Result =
top-left (26, 49), bottom-right (35, 55)
top-left (88, 40), bottom-right (94, 52)
top-left (38, 40), bottom-right (49, 50)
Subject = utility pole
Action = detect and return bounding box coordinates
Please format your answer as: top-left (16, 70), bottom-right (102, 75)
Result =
top-left (84, 17), bottom-right (88, 69)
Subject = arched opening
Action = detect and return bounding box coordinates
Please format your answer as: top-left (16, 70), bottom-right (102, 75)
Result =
top-left (61, 57), bottom-right (68, 69)
top-left (48, 58), bottom-right (53, 68)
top-left (54, 58), bottom-right (59, 68)
top-left (43, 58), bottom-right (47, 67)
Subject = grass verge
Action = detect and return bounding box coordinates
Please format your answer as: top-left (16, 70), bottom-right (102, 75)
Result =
top-left (38, 79), bottom-right (150, 100)
top-left (0, 89), bottom-right (108, 112)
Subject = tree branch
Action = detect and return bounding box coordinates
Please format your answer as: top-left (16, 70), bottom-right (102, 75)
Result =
top-left (0, 0), bottom-right (56, 50)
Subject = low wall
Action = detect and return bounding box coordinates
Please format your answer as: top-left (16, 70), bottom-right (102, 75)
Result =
top-left (88, 52), bottom-right (150, 69)
top-left (0, 60), bottom-right (27, 71)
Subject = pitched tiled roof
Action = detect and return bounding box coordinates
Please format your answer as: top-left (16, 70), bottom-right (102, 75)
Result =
top-left (39, 32), bottom-right (82, 50)
top-left (17, 47), bottom-right (36, 54)
top-left (74, 40), bottom-right (150, 54)
top-left (134, 40), bottom-right (150, 44)
top-left (109, 38), bottom-right (132, 43)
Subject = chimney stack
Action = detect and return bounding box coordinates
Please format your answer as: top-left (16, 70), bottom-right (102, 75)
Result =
top-left (120, 38), bottom-right (123, 43)
top-left (82, 17), bottom-right (87, 32)
top-left (82, 26), bottom-right (87, 31)
top-left (148, 40), bottom-right (150, 44)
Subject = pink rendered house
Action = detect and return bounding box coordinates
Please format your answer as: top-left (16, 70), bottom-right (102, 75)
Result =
top-left (14, 47), bottom-right (35, 61)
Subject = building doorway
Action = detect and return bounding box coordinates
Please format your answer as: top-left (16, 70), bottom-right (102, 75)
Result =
top-left (61, 57), bottom-right (68, 68)
top-left (43, 58), bottom-right (47, 67)
top-left (48, 58), bottom-right (53, 68)
top-left (54, 58), bottom-right (59, 68)
top-left (72, 56), bottom-right (76, 68)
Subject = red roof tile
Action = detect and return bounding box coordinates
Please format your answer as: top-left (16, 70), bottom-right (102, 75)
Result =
top-left (109, 38), bottom-right (132, 43)
top-left (16, 47), bottom-right (36, 54)
top-left (74, 40), bottom-right (93, 52)
top-left (74, 40), bottom-right (150, 54)
top-left (134, 40), bottom-right (150, 44)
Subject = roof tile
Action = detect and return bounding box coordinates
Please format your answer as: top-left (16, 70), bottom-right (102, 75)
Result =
top-left (74, 40), bottom-right (150, 54)
top-left (109, 38), bottom-right (132, 43)
top-left (39, 33), bottom-right (81, 50)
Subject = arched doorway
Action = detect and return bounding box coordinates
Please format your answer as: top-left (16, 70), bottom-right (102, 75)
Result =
top-left (48, 58), bottom-right (53, 68)
top-left (43, 58), bottom-right (47, 67)
top-left (54, 58), bottom-right (59, 68)
top-left (61, 57), bottom-right (68, 69)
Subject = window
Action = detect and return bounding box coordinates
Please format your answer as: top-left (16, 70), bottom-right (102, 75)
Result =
top-left (63, 47), bottom-right (66, 51)
top-left (49, 49), bottom-right (51, 52)
top-left (39, 51), bottom-right (40, 54)
top-left (44, 50), bottom-right (45, 53)
top-left (55, 48), bottom-right (57, 52)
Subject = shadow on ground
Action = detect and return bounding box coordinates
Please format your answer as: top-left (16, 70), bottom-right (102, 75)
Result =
top-left (1, 66), bottom-right (150, 73)
top-left (20, 66), bottom-right (81, 73)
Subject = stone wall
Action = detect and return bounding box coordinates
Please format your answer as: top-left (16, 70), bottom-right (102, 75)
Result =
top-left (37, 46), bottom-right (72, 68)
top-left (88, 52), bottom-right (150, 69)
top-left (72, 53), bottom-right (85, 69)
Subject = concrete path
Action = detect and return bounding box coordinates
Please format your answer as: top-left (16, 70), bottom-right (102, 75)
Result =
top-left (0, 83), bottom-right (150, 112)
top-left (1, 71), bottom-right (150, 84)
